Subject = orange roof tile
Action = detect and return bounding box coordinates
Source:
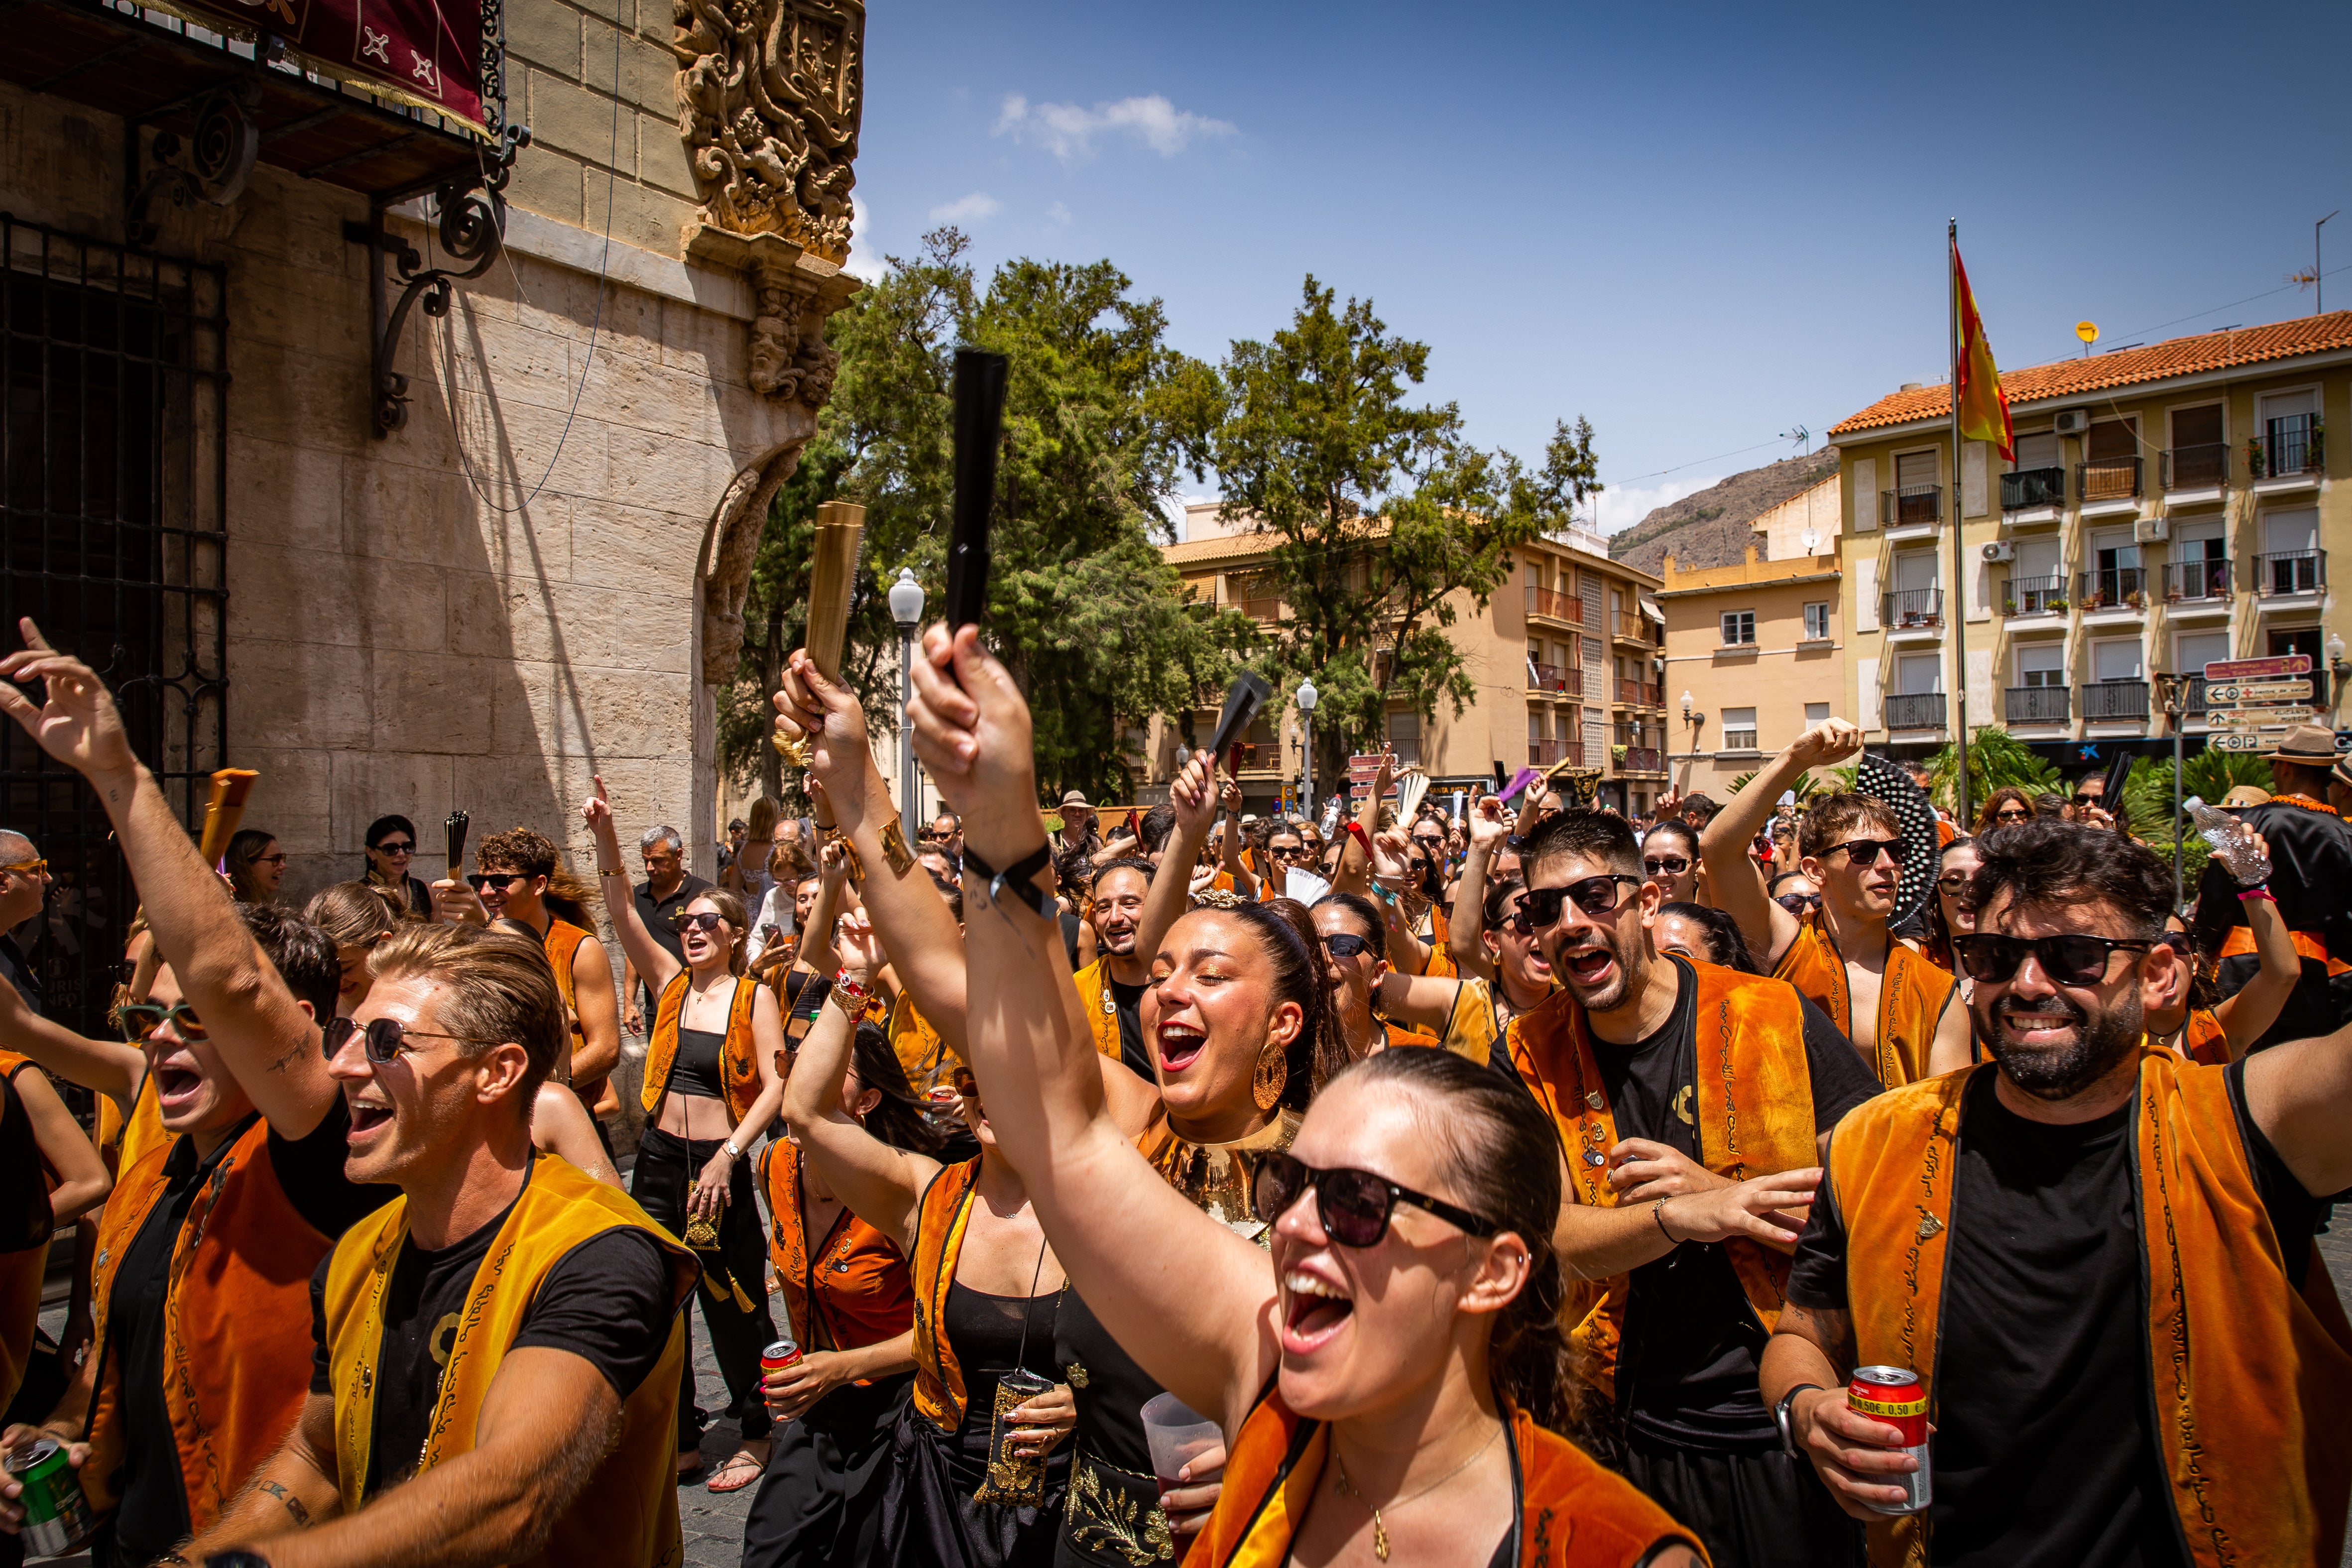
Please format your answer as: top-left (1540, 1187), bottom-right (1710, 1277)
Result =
top-left (1828, 310), bottom-right (2352, 437)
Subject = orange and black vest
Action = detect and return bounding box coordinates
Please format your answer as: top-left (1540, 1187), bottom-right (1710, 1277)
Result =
top-left (1072, 958), bottom-right (1124, 1062)
top-left (2180, 1007), bottom-right (2230, 1068)
top-left (1774, 909), bottom-right (1958, 1088)
top-left (321, 1154), bottom-right (697, 1568)
top-left (1829, 1055), bottom-right (2352, 1568)
top-left (1189, 1393), bottom-right (1701, 1568)
top-left (759, 1141), bottom-right (915, 1361)
top-left (1415, 902), bottom-right (1459, 979)
top-left (0, 1054), bottom-right (53, 1414)
top-left (889, 992), bottom-right (958, 1100)
top-left (84, 1114), bottom-right (339, 1532)
top-left (908, 1157), bottom-right (981, 1434)
top-left (641, 971), bottom-right (762, 1123)
top-left (95, 1071), bottom-right (168, 1180)
top-left (1507, 959), bottom-right (1821, 1397)
top-left (542, 917), bottom-right (600, 1102)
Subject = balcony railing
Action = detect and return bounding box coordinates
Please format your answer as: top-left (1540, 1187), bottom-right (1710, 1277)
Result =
top-left (2001, 466), bottom-right (2066, 511)
top-left (2255, 413), bottom-right (2323, 478)
top-left (1615, 679), bottom-right (1662, 707)
top-left (2077, 567), bottom-right (2147, 610)
top-left (1881, 485), bottom-right (1942, 527)
top-left (2082, 680), bottom-right (2150, 722)
top-left (2255, 550), bottom-right (2325, 595)
top-left (2181, 675), bottom-right (2211, 717)
top-left (1529, 661), bottom-right (1581, 695)
top-left (1384, 738), bottom-right (1421, 765)
top-left (1618, 746), bottom-right (1663, 775)
top-left (1884, 692), bottom-right (1947, 730)
top-left (1240, 596), bottom-right (1282, 622)
top-left (1881, 588), bottom-right (1943, 629)
top-left (2161, 559), bottom-right (2230, 603)
top-left (2004, 686), bottom-right (2071, 724)
top-left (1526, 585), bottom-right (1584, 624)
top-left (1529, 738), bottom-right (1584, 767)
top-left (2076, 456), bottom-right (2143, 503)
top-left (1612, 611), bottom-right (1655, 645)
top-left (2000, 574), bottom-right (2068, 615)
top-left (2163, 444), bottom-right (2230, 491)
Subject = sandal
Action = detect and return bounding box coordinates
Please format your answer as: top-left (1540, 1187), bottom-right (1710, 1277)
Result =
top-left (707, 1447), bottom-right (766, 1493)
top-left (675, 1449), bottom-right (706, 1483)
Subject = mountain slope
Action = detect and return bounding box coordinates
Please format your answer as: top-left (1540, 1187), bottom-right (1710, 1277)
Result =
top-left (1608, 450), bottom-right (1839, 577)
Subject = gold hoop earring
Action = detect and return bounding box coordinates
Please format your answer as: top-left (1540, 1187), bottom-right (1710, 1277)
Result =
top-left (1252, 1038), bottom-right (1288, 1111)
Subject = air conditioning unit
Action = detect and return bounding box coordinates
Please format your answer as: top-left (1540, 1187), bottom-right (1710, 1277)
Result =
top-left (2052, 409), bottom-right (2093, 436)
top-left (1981, 540), bottom-right (2015, 563)
top-left (2134, 516), bottom-right (2170, 543)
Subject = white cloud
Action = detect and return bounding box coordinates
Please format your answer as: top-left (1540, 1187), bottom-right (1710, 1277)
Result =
top-left (1046, 201), bottom-right (1073, 226)
top-left (927, 191), bottom-right (1002, 225)
top-left (1594, 477), bottom-right (1726, 536)
top-left (843, 197), bottom-right (883, 282)
top-left (995, 93), bottom-right (1235, 162)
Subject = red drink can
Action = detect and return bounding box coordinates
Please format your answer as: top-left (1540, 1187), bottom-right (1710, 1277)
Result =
top-left (762, 1336), bottom-right (803, 1378)
top-left (1847, 1365), bottom-right (1930, 1515)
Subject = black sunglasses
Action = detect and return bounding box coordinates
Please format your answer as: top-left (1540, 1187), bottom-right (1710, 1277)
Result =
top-left (1774, 892), bottom-right (1821, 915)
top-left (324, 1015), bottom-right (503, 1064)
top-left (1643, 855), bottom-right (1690, 876)
top-left (466, 872), bottom-right (532, 892)
top-left (1992, 809), bottom-right (2030, 823)
top-left (1271, 844), bottom-right (1310, 859)
top-left (1515, 875), bottom-right (1643, 933)
top-left (1830, 838), bottom-right (1904, 867)
top-left (1322, 932), bottom-right (1373, 959)
top-left (2070, 792), bottom-right (2100, 806)
top-left (1950, 932), bottom-right (2153, 987)
top-left (1934, 871), bottom-right (1972, 891)
top-left (674, 911), bottom-right (729, 933)
top-left (373, 840), bottom-right (415, 855)
top-left (118, 999), bottom-right (205, 1043)
top-left (1255, 1151), bottom-right (1499, 1248)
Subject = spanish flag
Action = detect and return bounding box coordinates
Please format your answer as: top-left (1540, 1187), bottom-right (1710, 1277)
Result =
top-left (1951, 234), bottom-right (2013, 462)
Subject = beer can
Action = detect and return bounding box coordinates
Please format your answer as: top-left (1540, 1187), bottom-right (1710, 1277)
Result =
top-left (761, 1336), bottom-right (803, 1377)
top-left (1847, 1366), bottom-right (1931, 1515)
top-left (9, 1438), bottom-right (91, 1558)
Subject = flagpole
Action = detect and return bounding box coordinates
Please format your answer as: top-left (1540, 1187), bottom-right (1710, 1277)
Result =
top-left (1948, 218), bottom-right (1975, 829)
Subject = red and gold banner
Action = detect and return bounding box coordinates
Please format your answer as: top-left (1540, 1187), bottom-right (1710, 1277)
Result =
top-left (163, 0), bottom-right (489, 134)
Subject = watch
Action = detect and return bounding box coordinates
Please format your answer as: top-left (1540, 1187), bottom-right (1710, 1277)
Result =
top-left (1774, 1383), bottom-right (1822, 1459)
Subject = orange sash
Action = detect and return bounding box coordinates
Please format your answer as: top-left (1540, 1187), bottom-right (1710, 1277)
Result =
top-left (2219, 925), bottom-right (2350, 975)
top-left (640, 971), bottom-right (762, 1123)
top-left (759, 1141), bottom-right (914, 1362)
top-left (1188, 1393), bottom-right (1700, 1568)
top-left (889, 992), bottom-right (958, 1098)
top-left (908, 1157), bottom-right (979, 1433)
top-left (1773, 910), bottom-right (1957, 1088)
top-left (1830, 1056), bottom-right (2352, 1568)
top-left (1507, 960), bottom-right (1819, 1396)
top-left (1072, 958), bottom-right (1125, 1061)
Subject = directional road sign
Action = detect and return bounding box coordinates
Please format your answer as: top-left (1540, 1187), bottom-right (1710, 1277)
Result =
top-left (2208, 707), bottom-right (2310, 731)
top-left (2204, 680), bottom-right (2313, 705)
top-left (2204, 654), bottom-right (2313, 681)
top-left (2210, 733), bottom-right (2269, 752)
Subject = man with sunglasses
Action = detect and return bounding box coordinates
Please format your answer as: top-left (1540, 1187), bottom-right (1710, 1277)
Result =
top-left (1505, 809), bottom-right (1881, 1568)
top-left (2188, 724), bottom-right (2352, 1051)
top-left (1700, 719), bottom-right (1973, 1088)
top-left (466, 827), bottom-right (622, 1135)
top-left (0, 632), bottom-right (398, 1565)
top-left (1765, 819), bottom-right (2352, 1567)
top-left (0, 831), bottom-right (47, 1020)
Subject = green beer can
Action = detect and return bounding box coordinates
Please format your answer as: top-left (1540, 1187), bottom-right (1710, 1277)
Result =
top-left (9, 1438), bottom-right (90, 1558)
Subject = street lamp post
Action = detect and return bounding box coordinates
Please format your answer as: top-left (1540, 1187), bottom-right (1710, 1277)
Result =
top-left (888, 568), bottom-right (926, 819)
top-left (1296, 679), bottom-right (1319, 820)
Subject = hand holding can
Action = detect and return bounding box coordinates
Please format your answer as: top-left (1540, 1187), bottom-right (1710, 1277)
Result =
top-left (1846, 1367), bottom-right (1931, 1515)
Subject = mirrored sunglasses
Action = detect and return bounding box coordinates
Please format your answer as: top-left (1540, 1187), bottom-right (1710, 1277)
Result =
top-left (1254, 1150), bottom-right (1498, 1248)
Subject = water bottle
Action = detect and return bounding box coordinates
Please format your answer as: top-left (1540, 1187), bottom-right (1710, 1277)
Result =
top-left (2182, 798), bottom-right (2270, 886)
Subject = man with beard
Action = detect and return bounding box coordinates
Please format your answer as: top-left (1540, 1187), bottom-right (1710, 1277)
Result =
top-left (1507, 810), bottom-right (1880, 1568)
top-left (467, 827), bottom-right (621, 1130)
top-left (1072, 831), bottom-right (1204, 1080)
top-left (1764, 820), bottom-right (2352, 1568)
top-left (1700, 719), bottom-right (1972, 1087)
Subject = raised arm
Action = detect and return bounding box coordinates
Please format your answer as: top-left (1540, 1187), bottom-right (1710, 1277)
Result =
top-left (776, 915), bottom-right (938, 1250)
top-left (1216, 783), bottom-right (1257, 900)
top-left (1445, 797), bottom-right (1509, 981)
top-left (909, 626), bottom-right (1273, 1432)
top-left (1137, 767), bottom-right (1219, 960)
top-left (0, 969), bottom-right (143, 1109)
top-left (581, 778), bottom-right (682, 994)
top-left (0, 628), bottom-right (334, 1138)
top-left (530, 1083), bottom-right (621, 1187)
top-left (2214, 831), bottom-right (2298, 1061)
top-left (1702, 719), bottom-right (1861, 966)
top-left (1368, 829), bottom-right (1432, 974)
top-left (789, 842), bottom-right (850, 979)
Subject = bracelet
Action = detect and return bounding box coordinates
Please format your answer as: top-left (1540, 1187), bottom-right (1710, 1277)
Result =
top-left (821, 826), bottom-right (867, 886)
top-left (597, 867), bottom-right (628, 878)
top-left (2236, 885), bottom-right (2276, 903)
top-left (878, 818), bottom-right (917, 878)
top-left (962, 841), bottom-right (1058, 921)
top-left (1653, 1197), bottom-right (1678, 1245)
top-left (827, 977), bottom-right (871, 1016)
top-left (722, 1140), bottom-right (743, 1159)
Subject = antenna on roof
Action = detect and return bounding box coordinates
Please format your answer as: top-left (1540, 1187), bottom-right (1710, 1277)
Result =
top-left (1780, 425), bottom-right (1810, 456)
top-left (2076, 321), bottom-right (2100, 359)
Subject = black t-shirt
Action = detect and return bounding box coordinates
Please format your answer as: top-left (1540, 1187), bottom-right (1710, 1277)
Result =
top-left (111, 1101), bottom-right (396, 1562)
top-left (0, 936), bottom-right (40, 1019)
top-left (1107, 975), bottom-right (1153, 1081)
top-left (307, 1176), bottom-right (681, 1499)
top-left (1596, 957), bottom-right (1877, 1448)
top-left (1787, 1062), bottom-right (2315, 1567)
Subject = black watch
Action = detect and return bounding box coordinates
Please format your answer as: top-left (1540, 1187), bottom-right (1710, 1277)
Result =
top-left (1774, 1383), bottom-right (1822, 1458)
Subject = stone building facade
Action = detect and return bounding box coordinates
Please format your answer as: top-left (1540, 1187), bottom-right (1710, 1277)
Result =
top-left (0, 0), bottom-right (865, 1112)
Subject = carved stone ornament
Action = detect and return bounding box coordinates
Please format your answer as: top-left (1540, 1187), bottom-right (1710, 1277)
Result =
top-left (673, 0), bottom-right (861, 263)
top-left (684, 226), bottom-right (859, 405)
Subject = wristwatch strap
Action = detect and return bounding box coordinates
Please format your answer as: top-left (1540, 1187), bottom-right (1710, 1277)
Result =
top-left (1774, 1383), bottom-right (1823, 1459)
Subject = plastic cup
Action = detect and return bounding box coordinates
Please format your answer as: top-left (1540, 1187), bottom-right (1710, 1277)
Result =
top-left (1140, 1392), bottom-right (1223, 1489)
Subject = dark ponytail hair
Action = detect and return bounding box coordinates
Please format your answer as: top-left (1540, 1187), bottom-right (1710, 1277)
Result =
top-left (1344, 1048), bottom-right (1598, 1447)
top-left (850, 1021), bottom-right (944, 1155)
top-left (1211, 896), bottom-right (1338, 1110)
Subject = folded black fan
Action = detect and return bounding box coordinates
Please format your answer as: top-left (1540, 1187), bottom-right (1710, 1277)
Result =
top-left (1854, 753), bottom-right (1938, 930)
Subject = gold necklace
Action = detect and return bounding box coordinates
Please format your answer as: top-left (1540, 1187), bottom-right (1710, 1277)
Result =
top-left (1331, 1420), bottom-right (1503, 1563)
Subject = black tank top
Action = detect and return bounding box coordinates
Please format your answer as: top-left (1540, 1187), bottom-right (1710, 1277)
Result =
top-left (671, 1025), bottom-right (726, 1101)
top-left (0, 1065), bottom-right (54, 1253)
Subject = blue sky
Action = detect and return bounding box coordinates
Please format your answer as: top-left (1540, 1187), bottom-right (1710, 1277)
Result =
top-left (850, 1), bottom-right (2352, 534)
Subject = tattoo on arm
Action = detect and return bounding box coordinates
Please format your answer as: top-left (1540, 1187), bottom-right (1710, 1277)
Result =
top-left (260, 1479), bottom-right (312, 1527)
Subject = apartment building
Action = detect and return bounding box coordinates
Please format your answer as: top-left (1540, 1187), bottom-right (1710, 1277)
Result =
top-left (1153, 505), bottom-right (1669, 814)
top-left (1827, 312), bottom-right (2352, 763)
top-left (1657, 473), bottom-right (1843, 796)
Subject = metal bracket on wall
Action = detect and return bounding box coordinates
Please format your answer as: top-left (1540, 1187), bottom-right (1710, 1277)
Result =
top-left (341, 124), bottom-right (528, 437)
top-left (125, 78), bottom-right (264, 246)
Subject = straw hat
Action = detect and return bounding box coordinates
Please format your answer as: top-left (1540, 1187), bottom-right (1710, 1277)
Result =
top-left (2221, 785), bottom-right (2273, 808)
top-left (2263, 724), bottom-right (2339, 764)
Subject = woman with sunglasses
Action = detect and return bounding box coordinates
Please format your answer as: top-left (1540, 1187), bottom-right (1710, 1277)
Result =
top-left (224, 827), bottom-right (285, 905)
top-left (892, 626), bottom-right (1700, 1568)
top-left (1920, 839), bottom-right (1979, 971)
top-left (1310, 892), bottom-right (1503, 1065)
top-left (2145, 829), bottom-right (2296, 1064)
top-left (774, 913), bottom-right (1182, 1568)
top-left (361, 814), bottom-right (435, 920)
top-left (1638, 819), bottom-right (1702, 905)
top-left (586, 777), bottom-right (787, 1492)
top-left (1972, 788), bottom-right (2035, 838)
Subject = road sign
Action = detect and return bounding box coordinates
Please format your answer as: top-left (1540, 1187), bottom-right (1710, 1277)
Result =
top-left (2210, 732), bottom-right (2268, 752)
top-left (2204, 654), bottom-right (2313, 681)
top-left (1346, 754), bottom-right (1401, 797)
top-left (2207, 706), bottom-right (2310, 731)
top-left (2205, 679), bottom-right (2313, 705)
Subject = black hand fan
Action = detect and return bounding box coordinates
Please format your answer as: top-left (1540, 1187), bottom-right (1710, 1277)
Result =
top-left (1208, 671), bottom-right (1273, 769)
top-left (1854, 752), bottom-right (1938, 930)
top-left (945, 348), bottom-right (1009, 630)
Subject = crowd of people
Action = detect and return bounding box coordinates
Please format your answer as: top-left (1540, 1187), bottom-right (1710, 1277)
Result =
top-left (0, 607), bottom-right (2344, 1568)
